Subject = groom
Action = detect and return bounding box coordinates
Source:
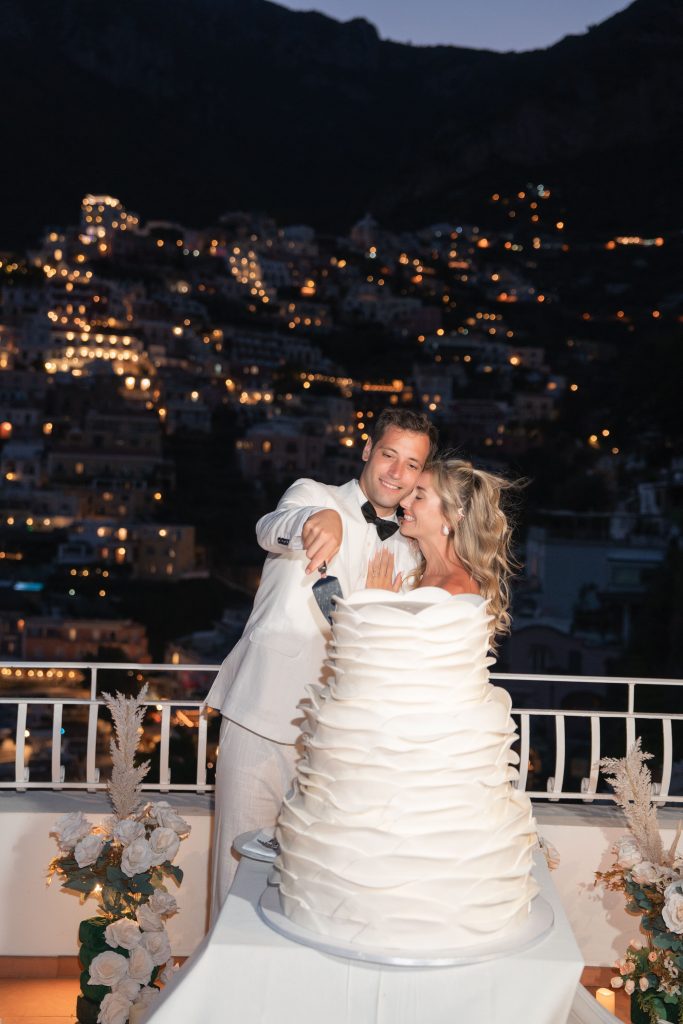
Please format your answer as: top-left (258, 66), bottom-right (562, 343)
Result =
top-left (207, 408), bottom-right (436, 917)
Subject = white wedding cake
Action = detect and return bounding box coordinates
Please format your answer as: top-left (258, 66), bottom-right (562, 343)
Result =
top-left (274, 588), bottom-right (539, 952)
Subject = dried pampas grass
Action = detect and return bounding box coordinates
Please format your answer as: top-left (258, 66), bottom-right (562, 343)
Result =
top-left (600, 738), bottom-right (664, 865)
top-left (102, 683), bottom-right (151, 821)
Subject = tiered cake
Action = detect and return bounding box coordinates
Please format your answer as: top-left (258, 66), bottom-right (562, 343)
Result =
top-left (274, 589), bottom-right (539, 952)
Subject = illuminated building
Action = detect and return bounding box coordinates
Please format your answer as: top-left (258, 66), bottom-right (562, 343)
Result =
top-left (80, 194), bottom-right (139, 245)
top-left (21, 616), bottom-right (150, 663)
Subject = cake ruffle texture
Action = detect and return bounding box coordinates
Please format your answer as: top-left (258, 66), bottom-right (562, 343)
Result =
top-left (275, 589), bottom-right (539, 951)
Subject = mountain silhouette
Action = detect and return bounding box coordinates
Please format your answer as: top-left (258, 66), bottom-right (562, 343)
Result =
top-left (1, 0), bottom-right (681, 246)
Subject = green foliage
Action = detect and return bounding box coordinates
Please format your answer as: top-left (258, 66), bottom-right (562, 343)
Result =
top-left (79, 970), bottom-right (108, 1004)
top-left (77, 945), bottom-right (102, 972)
top-left (164, 863), bottom-right (183, 886)
top-left (78, 918), bottom-right (108, 951)
top-left (128, 872), bottom-right (155, 896)
top-left (104, 865), bottom-right (127, 891)
top-left (76, 994), bottom-right (100, 1024)
top-left (62, 874), bottom-right (100, 897)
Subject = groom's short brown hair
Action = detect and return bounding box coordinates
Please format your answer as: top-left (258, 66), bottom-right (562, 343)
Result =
top-left (370, 409), bottom-right (438, 458)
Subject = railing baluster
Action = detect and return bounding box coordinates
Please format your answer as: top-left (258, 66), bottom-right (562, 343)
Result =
top-left (86, 702), bottom-right (100, 791)
top-left (660, 718), bottom-right (673, 805)
top-left (626, 713), bottom-right (636, 752)
top-left (591, 715), bottom-right (601, 788)
top-left (15, 702), bottom-right (28, 791)
top-left (581, 715), bottom-right (601, 803)
top-left (627, 680), bottom-right (635, 716)
top-left (159, 705), bottom-right (172, 792)
top-left (52, 702), bottom-right (64, 788)
top-left (517, 714), bottom-right (530, 791)
top-left (549, 714), bottom-right (565, 801)
top-left (196, 705), bottom-right (209, 792)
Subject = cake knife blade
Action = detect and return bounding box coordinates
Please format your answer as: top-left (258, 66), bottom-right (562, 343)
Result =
top-left (312, 562), bottom-right (343, 625)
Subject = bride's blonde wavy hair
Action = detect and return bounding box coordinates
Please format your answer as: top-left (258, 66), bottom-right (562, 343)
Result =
top-left (412, 458), bottom-right (522, 648)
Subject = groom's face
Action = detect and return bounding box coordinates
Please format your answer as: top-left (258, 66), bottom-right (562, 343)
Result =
top-left (359, 426), bottom-right (431, 517)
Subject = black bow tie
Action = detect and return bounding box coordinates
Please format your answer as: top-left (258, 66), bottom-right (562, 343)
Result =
top-left (361, 500), bottom-right (399, 541)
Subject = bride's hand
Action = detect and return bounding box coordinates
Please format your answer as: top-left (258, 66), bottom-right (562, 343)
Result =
top-left (365, 550), bottom-right (402, 592)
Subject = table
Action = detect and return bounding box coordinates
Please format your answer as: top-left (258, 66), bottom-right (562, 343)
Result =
top-left (145, 850), bottom-right (584, 1024)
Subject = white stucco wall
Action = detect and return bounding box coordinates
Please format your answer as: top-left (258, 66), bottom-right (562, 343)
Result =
top-left (0, 793), bottom-right (678, 966)
top-left (0, 791), bottom-right (212, 957)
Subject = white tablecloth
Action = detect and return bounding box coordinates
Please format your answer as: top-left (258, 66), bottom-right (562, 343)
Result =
top-left (146, 850), bottom-right (583, 1024)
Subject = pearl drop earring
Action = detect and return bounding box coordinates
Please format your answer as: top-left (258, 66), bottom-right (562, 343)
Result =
top-left (441, 524), bottom-right (450, 536)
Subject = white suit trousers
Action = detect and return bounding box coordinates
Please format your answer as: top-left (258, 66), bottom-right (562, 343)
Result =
top-left (210, 717), bottom-right (300, 924)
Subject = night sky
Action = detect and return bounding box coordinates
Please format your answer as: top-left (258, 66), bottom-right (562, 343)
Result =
top-left (280, 0), bottom-right (632, 51)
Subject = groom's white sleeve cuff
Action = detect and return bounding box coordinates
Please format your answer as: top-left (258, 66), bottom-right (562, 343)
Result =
top-left (256, 504), bottom-right (328, 553)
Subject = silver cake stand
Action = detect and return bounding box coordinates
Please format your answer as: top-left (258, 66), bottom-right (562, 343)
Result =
top-left (257, 883), bottom-right (554, 968)
top-left (233, 829), bottom-right (280, 863)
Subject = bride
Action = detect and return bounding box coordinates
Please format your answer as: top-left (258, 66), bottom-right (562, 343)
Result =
top-left (365, 457), bottom-right (519, 647)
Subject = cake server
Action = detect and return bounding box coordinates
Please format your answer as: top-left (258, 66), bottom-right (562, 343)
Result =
top-left (312, 561), bottom-right (343, 625)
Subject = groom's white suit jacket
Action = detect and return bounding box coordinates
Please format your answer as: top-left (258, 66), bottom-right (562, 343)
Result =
top-left (206, 477), bottom-right (419, 744)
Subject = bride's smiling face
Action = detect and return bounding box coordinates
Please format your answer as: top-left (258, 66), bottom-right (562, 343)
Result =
top-left (400, 471), bottom-right (445, 542)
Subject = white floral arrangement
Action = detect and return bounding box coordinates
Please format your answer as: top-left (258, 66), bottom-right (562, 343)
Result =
top-left (49, 686), bottom-right (190, 1024)
top-left (595, 740), bottom-right (683, 1024)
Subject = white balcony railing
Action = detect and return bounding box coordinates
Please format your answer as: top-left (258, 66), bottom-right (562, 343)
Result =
top-left (1, 662), bottom-right (681, 803)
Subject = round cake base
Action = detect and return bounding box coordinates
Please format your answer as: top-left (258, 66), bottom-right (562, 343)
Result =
top-left (258, 884), bottom-right (554, 967)
top-left (233, 829), bottom-right (279, 863)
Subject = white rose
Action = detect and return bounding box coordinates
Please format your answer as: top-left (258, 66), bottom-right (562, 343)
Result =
top-left (88, 950), bottom-right (129, 988)
top-left (614, 837), bottom-right (642, 870)
top-left (149, 889), bottom-right (177, 917)
top-left (662, 889), bottom-right (683, 934)
top-left (631, 861), bottom-right (661, 884)
top-left (105, 918), bottom-right (142, 951)
top-left (97, 991), bottom-right (131, 1024)
top-left (129, 986), bottom-right (160, 1024)
top-left (624, 979), bottom-right (635, 995)
top-left (52, 811), bottom-right (92, 851)
top-left (148, 827), bottom-right (180, 866)
top-left (158, 958), bottom-right (177, 985)
top-left (112, 819), bottom-right (145, 847)
top-left (112, 977), bottom-right (141, 1001)
top-left (639, 977), bottom-right (649, 992)
top-left (121, 838), bottom-right (154, 877)
top-left (74, 834), bottom-right (105, 868)
top-left (127, 944), bottom-right (154, 985)
top-left (134, 985), bottom-right (160, 1009)
top-left (141, 929), bottom-right (172, 966)
top-left (149, 802), bottom-right (191, 836)
top-left (136, 904), bottom-right (164, 932)
top-left (611, 977), bottom-right (624, 989)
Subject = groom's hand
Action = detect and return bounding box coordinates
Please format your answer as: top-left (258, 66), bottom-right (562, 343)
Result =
top-left (302, 509), bottom-right (343, 575)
